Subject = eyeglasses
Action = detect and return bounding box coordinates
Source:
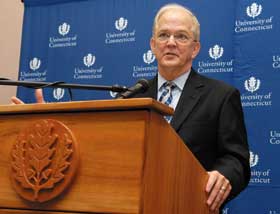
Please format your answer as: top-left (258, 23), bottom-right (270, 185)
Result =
top-left (156, 32), bottom-right (196, 44)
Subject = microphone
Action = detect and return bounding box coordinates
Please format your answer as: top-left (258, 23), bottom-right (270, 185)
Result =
top-left (118, 79), bottom-right (149, 99)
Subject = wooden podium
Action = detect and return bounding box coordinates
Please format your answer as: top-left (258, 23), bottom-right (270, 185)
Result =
top-left (0, 98), bottom-right (209, 214)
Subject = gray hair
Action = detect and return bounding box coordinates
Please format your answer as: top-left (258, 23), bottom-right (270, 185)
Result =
top-left (152, 3), bottom-right (200, 41)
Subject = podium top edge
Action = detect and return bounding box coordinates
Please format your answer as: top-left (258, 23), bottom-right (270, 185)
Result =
top-left (0, 98), bottom-right (174, 116)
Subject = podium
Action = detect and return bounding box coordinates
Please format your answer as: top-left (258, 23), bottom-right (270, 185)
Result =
top-left (0, 98), bottom-right (209, 214)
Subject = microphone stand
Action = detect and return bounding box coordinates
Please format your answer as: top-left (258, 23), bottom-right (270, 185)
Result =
top-left (0, 79), bottom-right (128, 93)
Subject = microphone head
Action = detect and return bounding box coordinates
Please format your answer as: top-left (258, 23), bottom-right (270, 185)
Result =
top-left (136, 79), bottom-right (149, 93)
top-left (117, 78), bottom-right (150, 99)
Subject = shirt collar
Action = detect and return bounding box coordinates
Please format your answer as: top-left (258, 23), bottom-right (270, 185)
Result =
top-left (158, 70), bottom-right (191, 91)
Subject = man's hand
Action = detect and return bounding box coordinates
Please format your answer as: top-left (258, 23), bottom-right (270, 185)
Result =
top-left (11, 89), bottom-right (45, 104)
top-left (206, 170), bottom-right (232, 212)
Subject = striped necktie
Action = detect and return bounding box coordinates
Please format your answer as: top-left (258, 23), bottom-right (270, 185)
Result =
top-left (159, 81), bottom-right (176, 122)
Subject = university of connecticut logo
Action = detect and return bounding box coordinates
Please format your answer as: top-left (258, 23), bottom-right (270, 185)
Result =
top-left (10, 119), bottom-right (79, 202)
top-left (244, 76), bottom-right (261, 93)
top-left (143, 50), bottom-right (155, 65)
top-left (58, 22), bottom-right (70, 36)
top-left (209, 44), bottom-right (224, 60)
top-left (83, 53), bottom-right (96, 67)
top-left (246, 3), bottom-right (262, 19)
top-left (53, 88), bottom-right (65, 100)
top-left (249, 151), bottom-right (259, 167)
top-left (115, 17), bottom-right (128, 31)
top-left (29, 57), bottom-right (41, 71)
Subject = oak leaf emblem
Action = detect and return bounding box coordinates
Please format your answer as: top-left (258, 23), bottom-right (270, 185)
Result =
top-left (11, 119), bottom-right (79, 202)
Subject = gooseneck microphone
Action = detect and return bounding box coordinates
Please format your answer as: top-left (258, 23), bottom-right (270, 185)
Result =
top-left (118, 79), bottom-right (149, 99)
top-left (0, 78), bottom-right (149, 100)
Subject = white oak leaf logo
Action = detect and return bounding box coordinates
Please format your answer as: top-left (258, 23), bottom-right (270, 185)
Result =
top-left (143, 50), bottom-right (155, 64)
top-left (247, 3), bottom-right (262, 19)
top-left (115, 17), bottom-right (128, 31)
top-left (83, 53), bottom-right (96, 67)
top-left (249, 151), bottom-right (259, 167)
top-left (29, 57), bottom-right (41, 71)
top-left (53, 88), bottom-right (65, 100)
top-left (58, 22), bottom-right (70, 36)
top-left (209, 45), bottom-right (224, 60)
top-left (244, 76), bottom-right (261, 93)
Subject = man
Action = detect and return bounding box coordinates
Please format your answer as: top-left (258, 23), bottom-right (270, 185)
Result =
top-left (12, 3), bottom-right (250, 213)
top-left (133, 3), bottom-right (250, 213)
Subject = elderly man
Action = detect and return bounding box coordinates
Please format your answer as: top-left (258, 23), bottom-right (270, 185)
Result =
top-left (133, 3), bottom-right (250, 213)
top-left (12, 3), bottom-right (250, 213)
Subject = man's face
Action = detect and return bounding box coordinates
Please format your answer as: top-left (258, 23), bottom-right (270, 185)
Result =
top-left (150, 9), bottom-right (200, 76)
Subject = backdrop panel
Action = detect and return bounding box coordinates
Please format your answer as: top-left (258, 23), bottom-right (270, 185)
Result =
top-left (17, 0), bottom-right (280, 213)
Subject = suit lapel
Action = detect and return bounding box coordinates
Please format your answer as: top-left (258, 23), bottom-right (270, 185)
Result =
top-left (133, 71), bottom-right (205, 131)
top-left (170, 69), bottom-right (205, 131)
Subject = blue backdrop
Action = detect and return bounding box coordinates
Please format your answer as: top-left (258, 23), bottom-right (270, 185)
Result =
top-left (18, 0), bottom-right (280, 213)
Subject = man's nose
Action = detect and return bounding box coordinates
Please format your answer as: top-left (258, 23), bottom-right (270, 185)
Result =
top-left (166, 35), bottom-right (176, 45)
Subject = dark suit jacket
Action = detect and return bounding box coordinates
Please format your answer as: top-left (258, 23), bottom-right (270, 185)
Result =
top-left (133, 68), bottom-right (250, 200)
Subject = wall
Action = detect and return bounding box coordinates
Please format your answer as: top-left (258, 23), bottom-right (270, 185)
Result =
top-left (0, 0), bottom-right (23, 104)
